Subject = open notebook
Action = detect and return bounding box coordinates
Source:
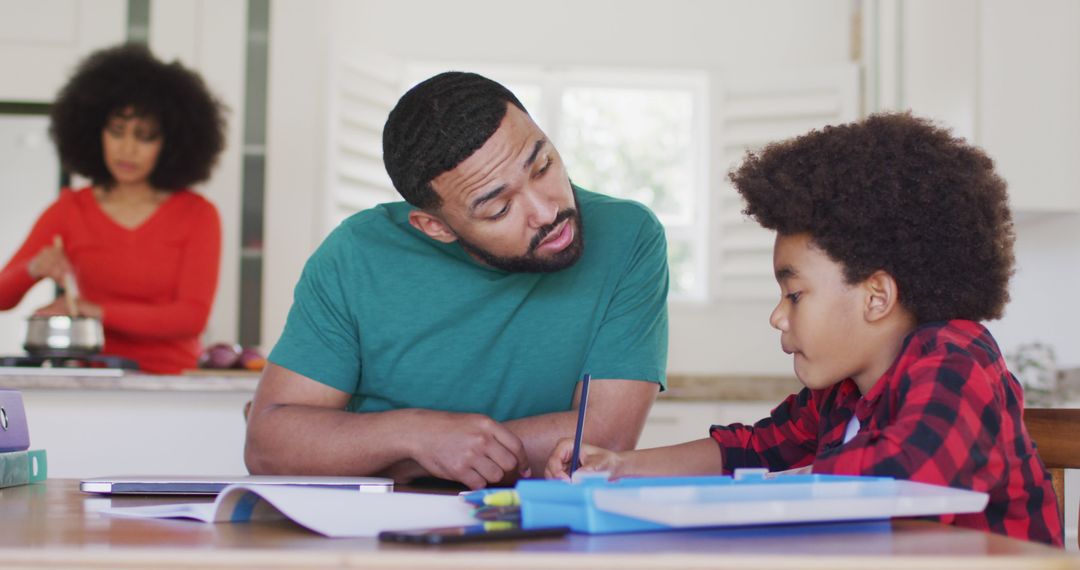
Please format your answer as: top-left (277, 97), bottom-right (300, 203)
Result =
top-left (100, 483), bottom-right (476, 537)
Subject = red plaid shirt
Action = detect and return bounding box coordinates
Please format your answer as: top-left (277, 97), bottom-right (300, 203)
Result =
top-left (710, 320), bottom-right (1062, 546)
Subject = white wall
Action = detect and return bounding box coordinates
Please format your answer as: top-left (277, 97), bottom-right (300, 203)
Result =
top-left (996, 215), bottom-right (1080, 369)
top-left (334, 0), bottom-right (850, 69)
top-left (0, 0), bottom-right (126, 101)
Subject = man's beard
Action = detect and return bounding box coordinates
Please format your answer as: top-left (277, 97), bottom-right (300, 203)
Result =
top-left (454, 195), bottom-right (585, 274)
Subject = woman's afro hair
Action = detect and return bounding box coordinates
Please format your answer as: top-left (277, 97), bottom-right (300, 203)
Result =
top-left (49, 43), bottom-right (226, 191)
top-left (729, 112), bottom-right (1015, 323)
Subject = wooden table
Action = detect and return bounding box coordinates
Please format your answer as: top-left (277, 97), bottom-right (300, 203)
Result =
top-left (0, 480), bottom-right (1075, 570)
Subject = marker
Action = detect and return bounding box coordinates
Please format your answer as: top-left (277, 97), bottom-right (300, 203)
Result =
top-left (461, 488), bottom-right (515, 506)
top-left (481, 490), bottom-right (520, 507)
top-left (569, 373), bottom-right (591, 477)
top-left (472, 505), bottom-right (522, 522)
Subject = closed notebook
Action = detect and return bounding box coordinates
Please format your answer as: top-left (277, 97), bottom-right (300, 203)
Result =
top-left (0, 449), bottom-right (48, 488)
top-left (80, 474), bottom-right (393, 495)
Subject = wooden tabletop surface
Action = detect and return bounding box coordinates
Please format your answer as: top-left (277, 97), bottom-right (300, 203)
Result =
top-left (0, 479), bottom-right (1075, 570)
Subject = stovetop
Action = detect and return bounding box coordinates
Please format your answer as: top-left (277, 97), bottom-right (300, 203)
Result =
top-left (0, 354), bottom-right (138, 370)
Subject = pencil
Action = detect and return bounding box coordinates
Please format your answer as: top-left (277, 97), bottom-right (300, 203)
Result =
top-left (569, 373), bottom-right (591, 476)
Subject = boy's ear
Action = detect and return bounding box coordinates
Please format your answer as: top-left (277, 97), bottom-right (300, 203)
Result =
top-left (408, 210), bottom-right (458, 244)
top-left (862, 270), bottom-right (901, 323)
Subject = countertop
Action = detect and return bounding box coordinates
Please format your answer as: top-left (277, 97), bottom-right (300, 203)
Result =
top-left (2, 368), bottom-right (1076, 404)
top-left (0, 368), bottom-right (260, 393)
top-left (662, 373), bottom-right (801, 402)
top-left (0, 368), bottom-right (798, 399)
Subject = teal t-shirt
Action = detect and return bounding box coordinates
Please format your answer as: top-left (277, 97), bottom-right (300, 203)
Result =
top-left (269, 187), bottom-right (668, 422)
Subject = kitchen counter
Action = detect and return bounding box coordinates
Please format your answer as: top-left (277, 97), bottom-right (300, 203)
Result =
top-left (664, 373), bottom-right (801, 401)
top-left (665, 368), bottom-right (1080, 404)
top-left (2, 368), bottom-right (1077, 403)
top-left (0, 369), bottom-right (259, 393)
top-left (0, 369), bottom-right (796, 400)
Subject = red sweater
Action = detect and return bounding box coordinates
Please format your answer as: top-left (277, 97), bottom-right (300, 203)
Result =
top-left (0, 187), bottom-right (221, 373)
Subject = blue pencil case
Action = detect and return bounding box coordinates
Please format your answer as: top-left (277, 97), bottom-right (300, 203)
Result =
top-left (516, 471), bottom-right (988, 534)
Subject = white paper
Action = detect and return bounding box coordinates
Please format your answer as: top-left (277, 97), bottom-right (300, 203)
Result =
top-left (101, 484), bottom-right (478, 537)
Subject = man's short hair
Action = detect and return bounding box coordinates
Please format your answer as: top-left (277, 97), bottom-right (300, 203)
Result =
top-left (382, 71), bottom-right (527, 210)
top-left (730, 112), bottom-right (1015, 323)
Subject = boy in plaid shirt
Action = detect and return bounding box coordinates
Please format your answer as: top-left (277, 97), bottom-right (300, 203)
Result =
top-left (546, 113), bottom-right (1062, 545)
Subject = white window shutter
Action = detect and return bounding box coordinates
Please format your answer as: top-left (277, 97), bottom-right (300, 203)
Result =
top-left (324, 54), bottom-right (402, 233)
top-left (712, 64), bottom-right (859, 300)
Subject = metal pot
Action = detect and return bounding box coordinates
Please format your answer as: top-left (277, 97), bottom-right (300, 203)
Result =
top-left (24, 315), bottom-right (104, 357)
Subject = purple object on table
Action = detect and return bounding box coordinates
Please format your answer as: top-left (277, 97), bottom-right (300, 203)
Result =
top-left (0, 391), bottom-right (30, 453)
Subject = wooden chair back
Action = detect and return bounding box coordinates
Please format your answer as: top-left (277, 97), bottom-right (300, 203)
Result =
top-left (1024, 407), bottom-right (1080, 548)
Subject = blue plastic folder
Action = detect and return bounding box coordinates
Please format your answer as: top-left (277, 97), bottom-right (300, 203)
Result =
top-left (516, 472), bottom-right (989, 534)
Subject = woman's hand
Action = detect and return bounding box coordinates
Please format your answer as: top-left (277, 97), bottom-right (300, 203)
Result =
top-left (544, 437), bottom-right (624, 481)
top-left (33, 297), bottom-right (103, 319)
top-left (27, 241), bottom-right (72, 285)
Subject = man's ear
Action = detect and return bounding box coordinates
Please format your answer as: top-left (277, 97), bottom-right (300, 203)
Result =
top-left (862, 270), bottom-right (901, 323)
top-left (408, 210), bottom-right (458, 244)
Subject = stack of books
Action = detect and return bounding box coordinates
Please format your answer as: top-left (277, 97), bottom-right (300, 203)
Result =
top-left (0, 390), bottom-right (47, 488)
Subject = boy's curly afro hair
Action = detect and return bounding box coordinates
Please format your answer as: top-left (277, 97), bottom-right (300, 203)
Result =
top-left (49, 43), bottom-right (226, 191)
top-left (730, 112), bottom-right (1015, 323)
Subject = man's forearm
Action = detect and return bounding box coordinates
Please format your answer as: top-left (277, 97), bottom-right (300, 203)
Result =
top-left (245, 405), bottom-right (419, 478)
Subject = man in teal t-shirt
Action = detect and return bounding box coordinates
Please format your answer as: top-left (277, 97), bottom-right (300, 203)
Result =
top-left (245, 72), bottom-right (668, 490)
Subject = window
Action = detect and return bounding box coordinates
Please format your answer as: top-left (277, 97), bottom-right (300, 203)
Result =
top-left (404, 65), bottom-right (709, 299)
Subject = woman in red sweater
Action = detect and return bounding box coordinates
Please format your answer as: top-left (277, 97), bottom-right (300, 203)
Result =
top-left (0, 44), bottom-right (226, 373)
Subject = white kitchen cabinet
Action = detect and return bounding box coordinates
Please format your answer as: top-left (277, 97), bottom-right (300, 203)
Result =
top-left (871, 0), bottom-right (1080, 214)
top-left (0, 0), bottom-right (126, 102)
top-left (977, 0), bottom-right (1080, 213)
top-left (19, 384), bottom-right (252, 478)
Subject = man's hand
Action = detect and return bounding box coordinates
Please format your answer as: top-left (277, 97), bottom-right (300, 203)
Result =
top-left (405, 410), bottom-right (530, 490)
top-left (245, 364), bottom-right (532, 490)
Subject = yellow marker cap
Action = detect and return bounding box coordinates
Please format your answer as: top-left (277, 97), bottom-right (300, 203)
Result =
top-left (482, 490), bottom-right (520, 506)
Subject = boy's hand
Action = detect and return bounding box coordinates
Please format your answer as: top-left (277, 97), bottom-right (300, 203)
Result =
top-left (544, 437), bottom-right (623, 480)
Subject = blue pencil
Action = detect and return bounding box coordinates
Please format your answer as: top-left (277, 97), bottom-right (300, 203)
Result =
top-left (569, 373), bottom-right (591, 477)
